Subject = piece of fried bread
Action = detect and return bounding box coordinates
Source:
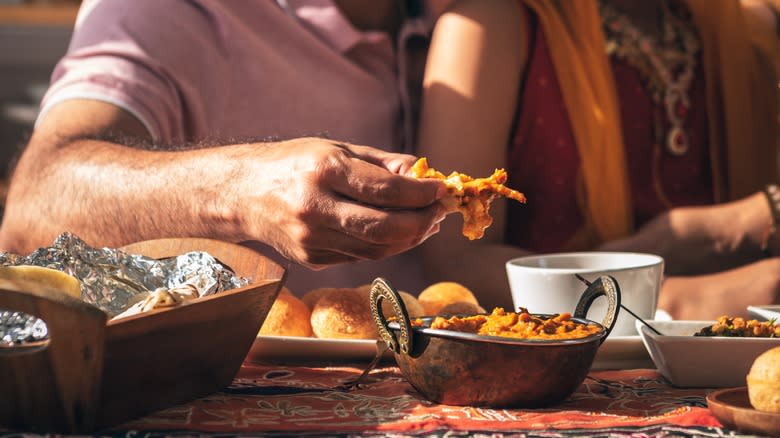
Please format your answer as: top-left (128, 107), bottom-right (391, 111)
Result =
top-left (310, 288), bottom-right (378, 339)
top-left (410, 157), bottom-right (526, 240)
top-left (258, 287), bottom-right (313, 337)
top-left (418, 281), bottom-right (480, 316)
top-left (747, 346), bottom-right (780, 413)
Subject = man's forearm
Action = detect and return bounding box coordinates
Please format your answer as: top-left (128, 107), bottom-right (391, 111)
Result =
top-left (0, 98), bottom-right (449, 265)
top-left (0, 133), bottom-right (250, 253)
top-left (0, 131), bottom-right (447, 267)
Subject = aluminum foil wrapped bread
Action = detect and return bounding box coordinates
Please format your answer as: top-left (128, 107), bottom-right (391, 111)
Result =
top-left (0, 232), bottom-right (248, 346)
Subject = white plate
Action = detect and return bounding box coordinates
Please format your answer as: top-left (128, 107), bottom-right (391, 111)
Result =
top-left (247, 334), bottom-right (652, 369)
top-left (637, 320), bottom-right (780, 388)
top-left (747, 305), bottom-right (780, 321)
top-left (593, 335), bottom-right (653, 370)
top-left (247, 336), bottom-right (392, 364)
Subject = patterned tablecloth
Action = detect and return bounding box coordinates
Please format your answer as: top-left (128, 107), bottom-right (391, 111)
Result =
top-left (85, 362), bottom-right (749, 437)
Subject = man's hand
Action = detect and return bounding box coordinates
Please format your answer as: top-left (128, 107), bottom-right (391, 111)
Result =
top-left (233, 138), bottom-right (448, 268)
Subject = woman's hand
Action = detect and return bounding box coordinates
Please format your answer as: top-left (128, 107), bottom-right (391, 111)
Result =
top-left (659, 257), bottom-right (780, 319)
top-left (599, 191), bottom-right (771, 275)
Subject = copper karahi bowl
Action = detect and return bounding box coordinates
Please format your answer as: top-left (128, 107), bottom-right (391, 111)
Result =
top-left (369, 276), bottom-right (621, 408)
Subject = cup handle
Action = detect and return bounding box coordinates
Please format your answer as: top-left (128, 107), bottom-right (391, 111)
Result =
top-left (369, 277), bottom-right (412, 355)
top-left (573, 275), bottom-right (621, 343)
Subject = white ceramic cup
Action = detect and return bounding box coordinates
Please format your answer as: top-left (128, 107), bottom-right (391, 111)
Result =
top-left (505, 252), bottom-right (664, 337)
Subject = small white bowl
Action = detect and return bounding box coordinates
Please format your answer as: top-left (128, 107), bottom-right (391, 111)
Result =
top-left (637, 320), bottom-right (780, 388)
top-left (747, 305), bottom-right (780, 322)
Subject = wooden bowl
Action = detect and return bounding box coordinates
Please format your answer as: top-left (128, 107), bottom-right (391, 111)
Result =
top-left (0, 238), bottom-right (286, 433)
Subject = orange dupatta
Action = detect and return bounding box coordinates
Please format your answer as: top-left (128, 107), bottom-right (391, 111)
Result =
top-left (521, 0), bottom-right (779, 248)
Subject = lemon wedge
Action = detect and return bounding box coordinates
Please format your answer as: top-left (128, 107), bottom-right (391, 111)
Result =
top-left (0, 265), bottom-right (81, 298)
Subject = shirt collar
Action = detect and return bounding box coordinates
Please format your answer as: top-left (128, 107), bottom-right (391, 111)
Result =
top-left (282, 0), bottom-right (387, 53)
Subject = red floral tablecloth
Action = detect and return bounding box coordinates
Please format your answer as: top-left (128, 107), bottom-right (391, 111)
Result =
top-left (99, 362), bottom-right (743, 437)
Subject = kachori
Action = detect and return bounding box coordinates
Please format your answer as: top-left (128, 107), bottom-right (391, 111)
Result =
top-left (382, 290), bottom-right (425, 319)
top-left (301, 287), bottom-right (336, 310)
top-left (747, 346), bottom-right (780, 413)
top-left (292, 281), bottom-right (487, 339)
top-left (258, 287), bottom-right (313, 337)
top-left (438, 301), bottom-right (486, 316)
top-left (310, 288), bottom-right (378, 339)
top-left (418, 281), bottom-right (480, 315)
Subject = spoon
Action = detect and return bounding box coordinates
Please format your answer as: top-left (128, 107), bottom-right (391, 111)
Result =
top-left (574, 273), bottom-right (664, 336)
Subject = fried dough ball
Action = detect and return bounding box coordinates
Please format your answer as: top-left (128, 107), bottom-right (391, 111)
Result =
top-left (258, 287), bottom-right (313, 337)
top-left (301, 287), bottom-right (336, 310)
top-left (438, 301), bottom-right (486, 316)
top-left (354, 283), bottom-right (425, 319)
top-left (310, 288), bottom-right (378, 339)
top-left (355, 283), bottom-right (372, 295)
top-left (382, 290), bottom-right (426, 319)
top-left (747, 346), bottom-right (780, 413)
top-left (418, 281), bottom-right (480, 315)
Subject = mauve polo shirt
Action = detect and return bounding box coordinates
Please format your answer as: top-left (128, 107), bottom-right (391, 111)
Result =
top-left (37, 0), bottom-right (447, 295)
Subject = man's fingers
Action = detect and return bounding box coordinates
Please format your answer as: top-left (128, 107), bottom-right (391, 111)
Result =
top-left (262, 140), bottom-right (450, 268)
top-left (341, 143), bottom-right (418, 173)
top-left (285, 199), bottom-right (446, 267)
top-left (329, 142), bottom-right (447, 206)
top-left (322, 154), bottom-right (446, 208)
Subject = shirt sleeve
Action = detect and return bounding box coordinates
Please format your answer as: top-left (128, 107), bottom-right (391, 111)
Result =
top-left (37, 0), bottom-right (229, 144)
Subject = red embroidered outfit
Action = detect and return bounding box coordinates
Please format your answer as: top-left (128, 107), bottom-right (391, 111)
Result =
top-left (506, 10), bottom-right (714, 253)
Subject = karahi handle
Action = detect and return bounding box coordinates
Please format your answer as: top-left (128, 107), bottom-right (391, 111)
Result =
top-left (573, 275), bottom-right (622, 344)
top-left (369, 277), bottom-right (412, 355)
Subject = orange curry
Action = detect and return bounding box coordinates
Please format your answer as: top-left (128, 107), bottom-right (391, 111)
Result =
top-left (417, 307), bottom-right (602, 340)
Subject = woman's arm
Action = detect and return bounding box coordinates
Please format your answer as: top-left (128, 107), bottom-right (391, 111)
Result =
top-left (416, 0), bottom-right (529, 309)
top-left (599, 191), bottom-right (772, 275)
top-left (601, 191), bottom-right (780, 319)
top-left (659, 257), bottom-right (780, 319)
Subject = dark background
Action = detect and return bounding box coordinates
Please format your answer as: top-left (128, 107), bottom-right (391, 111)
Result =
top-left (0, 1), bottom-right (77, 206)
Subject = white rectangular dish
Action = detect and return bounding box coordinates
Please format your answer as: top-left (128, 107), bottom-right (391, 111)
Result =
top-left (747, 305), bottom-right (780, 322)
top-left (637, 320), bottom-right (780, 388)
top-left (247, 335), bottom-right (392, 363)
